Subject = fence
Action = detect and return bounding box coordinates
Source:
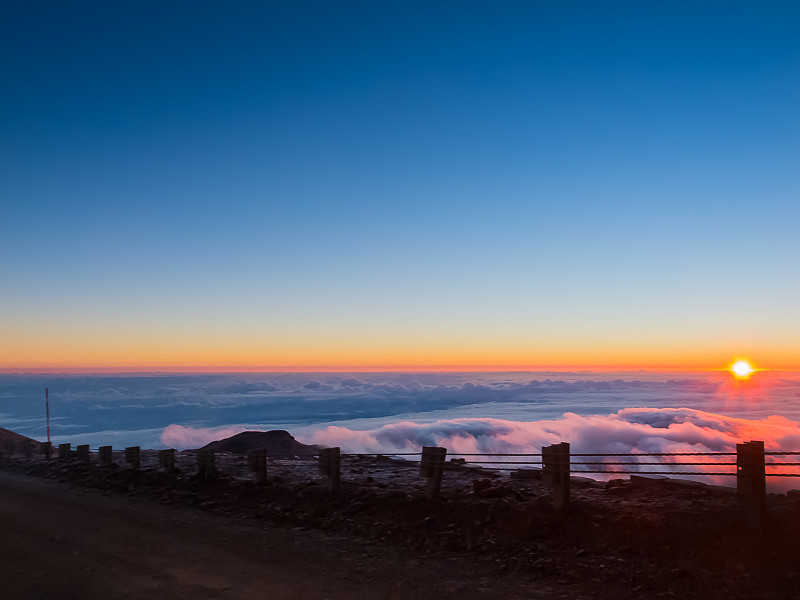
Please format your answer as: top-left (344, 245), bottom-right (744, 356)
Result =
top-left (2, 437), bottom-right (798, 531)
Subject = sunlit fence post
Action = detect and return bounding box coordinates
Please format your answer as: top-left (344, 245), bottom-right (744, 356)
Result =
top-left (543, 442), bottom-right (571, 512)
top-left (248, 449), bottom-right (268, 485)
top-left (737, 440), bottom-right (766, 531)
top-left (159, 449), bottom-right (176, 473)
top-left (419, 446), bottom-right (447, 499)
top-left (99, 446), bottom-right (113, 467)
top-left (125, 446), bottom-right (141, 470)
top-left (319, 447), bottom-right (341, 491)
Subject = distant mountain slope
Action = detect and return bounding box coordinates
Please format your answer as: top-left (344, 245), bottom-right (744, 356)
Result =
top-left (199, 430), bottom-right (322, 456)
top-left (0, 427), bottom-right (41, 449)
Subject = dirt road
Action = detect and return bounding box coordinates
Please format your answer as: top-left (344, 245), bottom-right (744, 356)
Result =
top-left (0, 471), bottom-right (564, 600)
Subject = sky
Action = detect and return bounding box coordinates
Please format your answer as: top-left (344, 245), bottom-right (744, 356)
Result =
top-left (2, 1), bottom-right (799, 371)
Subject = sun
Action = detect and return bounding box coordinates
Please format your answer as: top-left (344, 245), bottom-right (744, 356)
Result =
top-left (729, 359), bottom-right (755, 380)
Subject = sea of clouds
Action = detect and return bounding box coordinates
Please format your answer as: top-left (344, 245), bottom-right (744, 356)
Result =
top-left (3, 370), bottom-right (800, 487)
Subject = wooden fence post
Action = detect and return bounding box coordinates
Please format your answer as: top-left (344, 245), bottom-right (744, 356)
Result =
top-left (125, 446), bottom-right (141, 470)
top-left (542, 445), bottom-right (553, 486)
top-left (76, 444), bottom-right (90, 462)
top-left (42, 441), bottom-right (52, 460)
top-left (196, 449), bottom-right (217, 480)
top-left (248, 449), bottom-right (268, 485)
top-left (318, 447), bottom-right (341, 491)
top-left (737, 440), bottom-right (766, 531)
top-left (159, 449), bottom-right (176, 473)
top-left (21, 439), bottom-right (33, 458)
top-left (543, 442), bottom-right (571, 512)
top-left (419, 446), bottom-right (447, 499)
top-left (58, 443), bottom-right (71, 460)
top-left (554, 442), bottom-right (571, 512)
top-left (99, 446), bottom-right (113, 467)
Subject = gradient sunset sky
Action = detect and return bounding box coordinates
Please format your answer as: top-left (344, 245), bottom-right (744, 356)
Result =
top-left (2, 1), bottom-right (799, 371)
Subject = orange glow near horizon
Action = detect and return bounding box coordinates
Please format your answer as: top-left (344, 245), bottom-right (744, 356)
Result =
top-left (0, 365), bottom-right (731, 374)
top-left (0, 348), bottom-right (766, 374)
top-left (1, 330), bottom-right (792, 373)
top-left (0, 358), bottom-right (785, 375)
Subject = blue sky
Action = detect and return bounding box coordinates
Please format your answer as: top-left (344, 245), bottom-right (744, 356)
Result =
top-left (2, 1), bottom-right (799, 369)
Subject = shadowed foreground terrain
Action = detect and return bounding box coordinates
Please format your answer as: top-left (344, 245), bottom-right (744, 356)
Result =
top-left (0, 470), bottom-right (568, 600)
top-left (3, 446), bottom-right (800, 599)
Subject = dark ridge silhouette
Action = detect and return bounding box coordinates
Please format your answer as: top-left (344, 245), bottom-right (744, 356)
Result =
top-left (0, 427), bottom-right (41, 448)
top-left (199, 430), bottom-right (322, 456)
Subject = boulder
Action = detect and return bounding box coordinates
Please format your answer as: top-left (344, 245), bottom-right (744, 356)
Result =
top-left (473, 478), bottom-right (513, 497)
top-left (630, 474), bottom-right (668, 489)
top-left (665, 478), bottom-right (706, 489)
top-left (511, 468), bottom-right (542, 480)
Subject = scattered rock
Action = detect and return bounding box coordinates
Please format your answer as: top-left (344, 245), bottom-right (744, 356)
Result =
top-left (472, 478), bottom-right (513, 497)
top-left (512, 468), bottom-right (542, 480)
top-left (665, 478), bottom-right (706, 489)
top-left (630, 475), bottom-right (668, 489)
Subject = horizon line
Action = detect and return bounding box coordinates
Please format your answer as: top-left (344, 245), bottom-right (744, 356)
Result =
top-left (0, 364), bottom-right (779, 375)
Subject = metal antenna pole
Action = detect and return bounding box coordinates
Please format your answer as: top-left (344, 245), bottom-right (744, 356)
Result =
top-left (46, 388), bottom-right (51, 443)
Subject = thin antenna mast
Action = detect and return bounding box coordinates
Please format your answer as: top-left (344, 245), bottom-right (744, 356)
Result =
top-left (46, 388), bottom-right (51, 443)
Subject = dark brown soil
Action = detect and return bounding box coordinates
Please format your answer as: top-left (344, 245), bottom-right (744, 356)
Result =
top-left (2, 452), bottom-right (800, 599)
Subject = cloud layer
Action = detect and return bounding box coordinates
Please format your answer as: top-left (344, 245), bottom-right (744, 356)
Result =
top-left (4, 371), bottom-right (800, 484)
top-left (305, 408), bottom-right (800, 490)
top-left (161, 424), bottom-right (247, 448)
top-left (159, 406), bottom-right (800, 490)
top-left (307, 407), bottom-right (800, 456)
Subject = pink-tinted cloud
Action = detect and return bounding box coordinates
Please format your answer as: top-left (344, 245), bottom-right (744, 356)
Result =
top-left (306, 407), bottom-right (800, 490)
top-left (161, 424), bottom-right (246, 448)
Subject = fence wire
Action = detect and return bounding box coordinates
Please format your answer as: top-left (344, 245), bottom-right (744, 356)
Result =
top-left (8, 443), bottom-right (800, 480)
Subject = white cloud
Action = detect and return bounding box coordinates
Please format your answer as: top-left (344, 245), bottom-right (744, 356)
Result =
top-left (161, 424), bottom-right (246, 448)
top-left (305, 407), bottom-right (800, 490)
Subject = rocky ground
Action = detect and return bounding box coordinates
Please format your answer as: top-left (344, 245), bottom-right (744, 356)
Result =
top-left (2, 449), bottom-right (800, 599)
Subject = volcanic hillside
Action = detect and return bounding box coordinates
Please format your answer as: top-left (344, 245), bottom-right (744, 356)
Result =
top-left (0, 427), bottom-right (41, 450)
top-left (199, 430), bottom-right (321, 456)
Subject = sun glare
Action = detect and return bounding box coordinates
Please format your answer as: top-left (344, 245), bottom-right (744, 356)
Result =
top-left (730, 359), bottom-right (755, 380)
